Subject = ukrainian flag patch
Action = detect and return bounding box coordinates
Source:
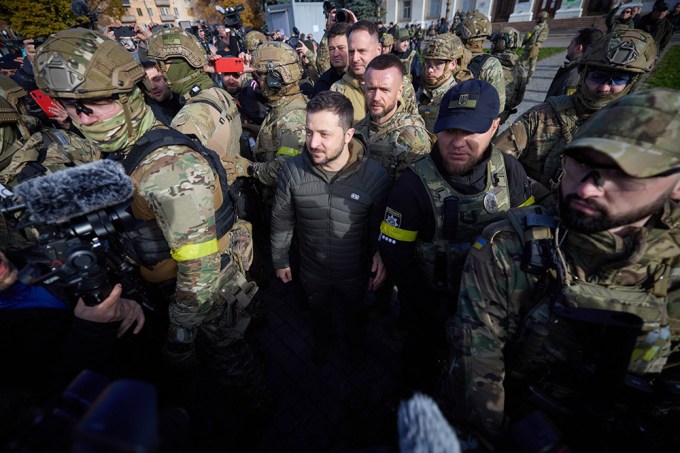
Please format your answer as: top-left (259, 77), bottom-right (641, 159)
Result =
top-left (472, 238), bottom-right (487, 250)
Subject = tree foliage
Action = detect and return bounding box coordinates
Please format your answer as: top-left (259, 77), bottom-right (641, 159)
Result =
top-left (192, 0), bottom-right (265, 29)
top-left (346, 0), bottom-right (384, 22)
top-left (0, 0), bottom-right (127, 37)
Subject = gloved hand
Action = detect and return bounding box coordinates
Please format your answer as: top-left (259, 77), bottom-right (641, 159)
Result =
top-left (162, 339), bottom-right (197, 368)
top-left (162, 324), bottom-right (198, 368)
top-left (223, 155), bottom-right (253, 185)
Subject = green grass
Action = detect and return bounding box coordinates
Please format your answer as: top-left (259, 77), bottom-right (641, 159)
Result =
top-left (645, 46), bottom-right (680, 90)
top-left (513, 47), bottom-right (566, 60)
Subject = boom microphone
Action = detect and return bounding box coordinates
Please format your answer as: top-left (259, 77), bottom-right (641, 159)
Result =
top-left (12, 159), bottom-right (134, 224)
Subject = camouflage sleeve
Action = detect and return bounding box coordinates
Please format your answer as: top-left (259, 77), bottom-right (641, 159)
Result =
top-left (171, 103), bottom-right (216, 147)
top-left (252, 109), bottom-right (307, 187)
top-left (401, 79), bottom-right (420, 116)
top-left (494, 106), bottom-right (546, 182)
top-left (480, 58), bottom-right (506, 114)
top-left (134, 146), bottom-right (221, 329)
top-left (449, 225), bottom-right (531, 439)
top-left (393, 126), bottom-right (434, 180)
top-left (536, 25), bottom-right (549, 45)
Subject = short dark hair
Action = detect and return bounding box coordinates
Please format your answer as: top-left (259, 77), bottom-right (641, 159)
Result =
top-left (366, 53), bottom-right (405, 78)
top-left (140, 60), bottom-right (158, 70)
top-left (574, 28), bottom-right (604, 50)
top-left (307, 91), bottom-right (354, 131)
top-left (349, 20), bottom-right (379, 43)
top-left (328, 22), bottom-right (351, 41)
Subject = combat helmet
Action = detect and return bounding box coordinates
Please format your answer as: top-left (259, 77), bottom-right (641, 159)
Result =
top-left (34, 28), bottom-right (146, 100)
top-left (577, 29), bottom-right (658, 110)
top-left (245, 30), bottom-right (268, 53)
top-left (251, 41), bottom-right (303, 100)
top-left (537, 11), bottom-right (550, 23)
top-left (423, 34), bottom-right (469, 87)
top-left (456, 11), bottom-right (492, 41)
top-left (491, 27), bottom-right (522, 51)
top-left (380, 33), bottom-right (394, 50)
top-left (146, 27), bottom-right (208, 68)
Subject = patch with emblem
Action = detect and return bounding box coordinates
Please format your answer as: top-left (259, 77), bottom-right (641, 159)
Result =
top-left (483, 192), bottom-right (499, 213)
top-left (384, 207), bottom-right (402, 228)
top-left (449, 92), bottom-right (479, 109)
top-left (472, 238), bottom-right (487, 250)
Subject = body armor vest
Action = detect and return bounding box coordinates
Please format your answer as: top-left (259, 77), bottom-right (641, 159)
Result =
top-left (418, 76), bottom-right (457, 133)
top-left (254, 94), bottom-right (307, 163)
top-left (541, 96), bottom-right (584, 188)
top-left (120, 127), bottom-right (234, 281)
top-left (412, 149), bottom-right (511, 293)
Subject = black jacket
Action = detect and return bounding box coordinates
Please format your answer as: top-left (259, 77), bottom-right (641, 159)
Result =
top-left (271, 135), bottom-right (391, 280)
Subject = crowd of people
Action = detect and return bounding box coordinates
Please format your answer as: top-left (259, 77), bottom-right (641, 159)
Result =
top-left (0, 2), bottom-right (679, 451)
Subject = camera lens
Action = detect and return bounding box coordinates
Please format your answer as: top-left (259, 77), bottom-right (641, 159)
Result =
top-left (336, 9), bottom-right (348, 23)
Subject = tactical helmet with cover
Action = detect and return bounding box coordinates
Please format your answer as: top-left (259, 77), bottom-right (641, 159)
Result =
top-left (251, 41), bottom-right (303, 100)
top-left (577, 29), bottom-right (658, 110)
top-left (245, 30), bottom-right (268, 53)
top-left (423, 34), bottom-right (470, 87)
top-left (537, 11), bottom-right (550, 22)
top-left (564, 88), bottom-right (679, 178)
top-left (35, 28), bottom-right (147, 100)
top-left (456, 11), bottom-right (492, 41)
top-left (491, 27), bottom-right (522, 52)
top-left (147, 27), bottom-right (208, 68)
top-left (380, 33), bottom-right (394, 49)
top-left (35, 28), bottom-right (156, 154)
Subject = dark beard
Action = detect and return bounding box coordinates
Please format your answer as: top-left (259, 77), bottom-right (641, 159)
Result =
top-left (559, 193), bottom-right (667, 233)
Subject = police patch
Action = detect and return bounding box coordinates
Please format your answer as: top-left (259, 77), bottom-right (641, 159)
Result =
top-left (384, 207), bottom-right (402, 228)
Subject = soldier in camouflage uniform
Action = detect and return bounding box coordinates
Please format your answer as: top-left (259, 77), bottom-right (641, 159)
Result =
top-left (331, 20), bottom-right (419, 125)
top-left (380, 33), bottom-right (394, 55)
top-left (355, 54), bottom-right (433, 182)
top-left (0, 77), bottom-right (100, 187)
top-left (34, 29), bottom-right (267, 410)
top-left (244, 30), bottom-right (268, 53)
top-left (417, 34), bottom-right (472, 133)
top-left (494, 29), bottom-right (658, 190)
top-left (520, 11), bottom-right (550, 80)
top-left (223, 41), bottom-right (309, 190)
top-left (447, 88), bottom-right (680, 449)
top-left (378, 80), bottom-right (532, 396)
top-left (490, 27), bottom-right (527, 124)
top-left (455, 12), bottom-right (506, 115)
top-left (146, 27), bottom-right (242, 162)
top-left (392, 28), bottom-right (423, 89)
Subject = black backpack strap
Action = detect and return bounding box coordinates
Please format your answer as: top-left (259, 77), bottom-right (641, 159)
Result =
top-left (468, 53), bottom-right (492, 79)
top-left (124, 128), bottom-right (235, 238)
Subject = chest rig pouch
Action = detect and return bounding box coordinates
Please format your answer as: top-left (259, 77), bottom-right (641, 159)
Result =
top-left (412, 150), bottom-right (511, 294)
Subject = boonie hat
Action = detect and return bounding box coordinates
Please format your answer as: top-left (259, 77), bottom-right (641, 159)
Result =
top-left (434, 79), bottom-right (500, 134)
top-left (564, 88), bottom-right (680, 178)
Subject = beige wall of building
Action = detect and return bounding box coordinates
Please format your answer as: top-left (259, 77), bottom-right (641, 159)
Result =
top-left (121, 0), bottom-right (197, 28)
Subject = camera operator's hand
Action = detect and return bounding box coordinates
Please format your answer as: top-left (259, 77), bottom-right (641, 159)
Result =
top-left (22, 39), bottom-right (37, 65)
top-left (74, 283), bottom-right (145, 338)
top-left (296, 43), bottom-right (309, 63)
top-left (134, 23), bottom-right (151, 40)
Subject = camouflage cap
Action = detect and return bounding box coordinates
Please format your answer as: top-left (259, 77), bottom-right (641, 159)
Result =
top-left (395, 28), bottom-right (410, 41)
top-left (564, 88), bottom-right (680, 178)
top-left (424, 34), bottom-right (465, 60)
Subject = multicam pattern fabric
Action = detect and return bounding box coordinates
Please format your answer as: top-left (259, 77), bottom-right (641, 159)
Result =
top-left (316, 33), bottom-right (331, 75)
top-left (128, 136), bottom-right (223, 330)
top-left (331, 73), bottom-right (419, 124)
top-left (0, 128), bottom-right (101, 186)
top-left (171, 86), bottom-right (242, 159)
top-left (564, 88), bottom-right (680, 178)
top-left (448, 200), bottom-right (680, 439)
top-left (468, 53), bottom-right (506, 115)
top-left (493, 51), bottom-right (527, 121)
top-left (520, 22), bottom-right (549, 77)
top-left (417, 75), bottom-right (458, 133)
top-left (354, 101), bottom-right (433, 180)
top-left (252, 92), bottom-right (308, 187)
top-left (494, 94), bottom-right (588, 187)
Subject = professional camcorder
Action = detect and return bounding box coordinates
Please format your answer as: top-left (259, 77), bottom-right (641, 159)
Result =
top-left (323, 0), bottom-right (350, 23)
top-left (0, 160), bottom-right (148, 307)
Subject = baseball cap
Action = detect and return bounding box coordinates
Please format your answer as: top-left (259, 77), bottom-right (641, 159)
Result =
top-left (396, 28), bottom-right (410, 41)
top-left (434, 79), bottom-right (500, 134)
top-left (563, 88), bottom-right (680, 178)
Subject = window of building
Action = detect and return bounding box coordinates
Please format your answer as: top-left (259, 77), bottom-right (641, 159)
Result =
top-left (402, 0), bottom-right (412, 20)
top-left (160, 7), bottom-right (169, 15)
top-left (428, 0), bottom-right (442, 18)
top-left (147, 7), bottom-right (153, 17)
top-left (136, 8), bottom-right (143, 16)
top-left (174, 7), bottom-right (179, 16)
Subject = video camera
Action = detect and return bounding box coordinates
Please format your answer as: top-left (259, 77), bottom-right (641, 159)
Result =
top-left (323, 0), bottom-right (350, 23)
top-left (216, 3), bottom-right (245, 29)
top-left (0, 160), bottom-right (148, 308)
